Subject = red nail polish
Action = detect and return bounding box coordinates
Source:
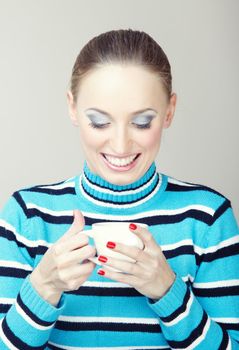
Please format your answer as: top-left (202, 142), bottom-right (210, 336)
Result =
top-left (129, 223), bottom-right (137, 230)
top-left (98, 255), bottom-right (108, 263)
top-left (98, 269), bottom-right (105, 276)
top-left (107, 241), bottom-right (116, 249)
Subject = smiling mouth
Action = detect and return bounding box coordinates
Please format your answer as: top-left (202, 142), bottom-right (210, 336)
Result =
top-left (102, 153), bottom-right (140, 167)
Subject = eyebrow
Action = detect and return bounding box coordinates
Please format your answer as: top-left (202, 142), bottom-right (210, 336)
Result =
top-left (85, 108), bottom-right (157, 118)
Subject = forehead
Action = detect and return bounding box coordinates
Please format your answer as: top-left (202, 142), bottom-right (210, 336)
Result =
top-left (76, 64), bottom-right (168, 111)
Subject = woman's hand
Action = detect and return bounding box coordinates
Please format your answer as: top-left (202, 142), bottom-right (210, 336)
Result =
top-left (97, 224), bottom-right (176, 301)
top-left (30, 210), bottom-right (96, 306)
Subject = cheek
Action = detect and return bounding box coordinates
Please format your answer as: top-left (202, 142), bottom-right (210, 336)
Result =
top-left (137, 127), bottom-right (162, 149)
top-left (79, 127), bottom-right (106, 150)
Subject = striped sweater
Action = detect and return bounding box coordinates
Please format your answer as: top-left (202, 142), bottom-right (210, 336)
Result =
top-left (0, 161), bottom-right (239, 349)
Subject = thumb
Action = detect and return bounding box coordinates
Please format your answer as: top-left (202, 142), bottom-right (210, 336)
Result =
top-left (129, 224), bottom-right (156, 251)
top-left (66, 209), bottom-right (85, 237)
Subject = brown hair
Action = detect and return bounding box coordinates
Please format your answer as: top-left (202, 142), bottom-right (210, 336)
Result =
top-left (70, 29), bottom-right (172, 103)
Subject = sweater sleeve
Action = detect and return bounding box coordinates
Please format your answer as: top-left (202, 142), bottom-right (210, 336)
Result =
top-left (0, 192), bottom-right (66, 349)
top-left (147, 198), bottom-right (239, 349)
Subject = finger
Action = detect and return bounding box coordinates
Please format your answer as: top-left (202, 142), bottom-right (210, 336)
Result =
top-left (129, 224), bottom-right (160, 253)
top-left (70, 209), bottom-right (85, 234)
top-left (60, 245), bottom-right (96, 267)
top-left (97, 266), bottom-right (139, 287)
top-left (97, 255), bottom-right (141, 277)
top-left (67, 261), bottom-right (96, 279)
top-left (106, 241), bottom-right (148, 263)
top-left (59, 261), bottom-right (96, 290)
top-left (61, 210), bottom-right (85, 241)
top-left (55, 233), bottom-right (90, 255)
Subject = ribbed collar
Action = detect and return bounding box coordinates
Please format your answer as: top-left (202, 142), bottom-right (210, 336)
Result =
top-left (79, 161), bottom-right (162, 208)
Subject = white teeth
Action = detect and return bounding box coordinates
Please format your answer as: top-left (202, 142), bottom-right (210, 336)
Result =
top-left (104, 154), bottom-right (137, 167)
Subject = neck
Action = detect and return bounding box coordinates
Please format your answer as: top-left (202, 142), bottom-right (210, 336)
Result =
top-left (79, 161), bottom-right (162, 208)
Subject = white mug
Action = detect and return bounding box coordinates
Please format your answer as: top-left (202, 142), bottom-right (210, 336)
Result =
top-left (83, 222), bottom-right (148, 271)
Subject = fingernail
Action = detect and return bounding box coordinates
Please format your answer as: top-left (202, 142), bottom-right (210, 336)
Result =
top-left (98, 255), bottom-right (108, 263)
top-left (98, 269), bottom-right (105, 276)
top-left (129, 223), bottom-right (137, 230)
top-left (107, 241), bottom-right (116, 249)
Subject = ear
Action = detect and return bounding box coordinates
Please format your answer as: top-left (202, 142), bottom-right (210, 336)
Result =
top-left (67, 90), bottom-right (79, 127)
top-left (163, 93), bottom-right (177, 129)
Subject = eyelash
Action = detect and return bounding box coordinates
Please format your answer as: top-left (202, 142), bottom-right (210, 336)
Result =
top-left (89, 122), bottom-right (151, 130)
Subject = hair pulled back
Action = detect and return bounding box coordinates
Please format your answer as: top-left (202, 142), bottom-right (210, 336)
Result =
top-left (70, 29), bottom-right (172, 102)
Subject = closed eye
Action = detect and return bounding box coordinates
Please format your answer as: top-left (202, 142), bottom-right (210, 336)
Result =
top-left (89, 122), bottom-right (110, 129)
top-left (89, 122), bottom-right (151, 130)
top-left (133, 123), bottom-right (151, 129)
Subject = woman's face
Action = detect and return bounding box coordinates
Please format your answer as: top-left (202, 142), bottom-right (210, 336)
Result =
top-left (67, 64), bottom-right (176, 185)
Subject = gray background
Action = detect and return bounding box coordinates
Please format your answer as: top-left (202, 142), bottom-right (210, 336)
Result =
top-left (0, 0), bottom-right (238, 220)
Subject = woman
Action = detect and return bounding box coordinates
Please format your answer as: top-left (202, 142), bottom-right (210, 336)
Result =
top-left (0, 29), bottom-right (238, 349)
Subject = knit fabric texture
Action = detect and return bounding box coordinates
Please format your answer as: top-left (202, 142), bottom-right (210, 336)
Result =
top-left (0, 160), bottom-right (239, 349)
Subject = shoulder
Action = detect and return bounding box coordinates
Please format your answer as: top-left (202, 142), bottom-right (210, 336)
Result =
top-left (166, 174), bottom-right (227, 197)
top-left (14, 175), bottom-right (77, 196)
top-left (164, 173), bottom-right (231, 220)
top-left (11, 175), bottom-right (78, 215)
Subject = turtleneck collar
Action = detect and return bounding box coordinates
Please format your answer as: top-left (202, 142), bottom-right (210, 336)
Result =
top-left (78, 161), bottom-right (162, 209)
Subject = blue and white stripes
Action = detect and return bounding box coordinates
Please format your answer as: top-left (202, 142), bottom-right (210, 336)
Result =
top-left (79, 160), bottom-right (162, 208)
top-left (0, 161), bottom-right (239, 349)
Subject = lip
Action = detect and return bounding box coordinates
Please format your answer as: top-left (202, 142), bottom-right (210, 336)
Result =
top-left (101, 153), bottom-right (140, 159)
top-left (101, 153), bottom-right (141, 172)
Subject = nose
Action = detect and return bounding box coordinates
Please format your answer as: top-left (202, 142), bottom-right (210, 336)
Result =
top-left (109, 125), bottom-right (132, 155)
